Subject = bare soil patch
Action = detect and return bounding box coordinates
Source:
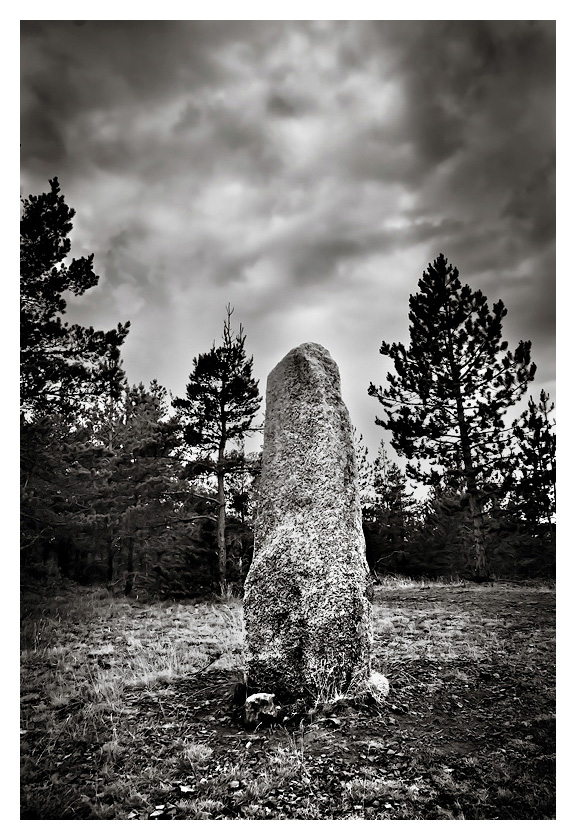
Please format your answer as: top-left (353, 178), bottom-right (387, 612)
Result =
top-left (20, 580), bottom-right (555, 820)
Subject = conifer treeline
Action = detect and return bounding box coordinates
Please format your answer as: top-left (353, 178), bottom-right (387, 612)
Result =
top-left (21, 182), bottom-right (555, 597)
top-left (368, 254), bottom-right (555, 581)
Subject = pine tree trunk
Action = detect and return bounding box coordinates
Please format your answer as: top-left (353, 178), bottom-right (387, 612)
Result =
top-left (106, 533), bottom-right (115, 591)
top-left (124, 538), bottom-right (135, 596)
top-left (468, 490), bottom-right (490, 578)
top-left (447, 335), bottom-right (491, 581)
top-left (217, 468), bottom-right (227, 593)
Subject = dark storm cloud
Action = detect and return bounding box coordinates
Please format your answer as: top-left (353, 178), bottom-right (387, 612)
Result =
top-left (375, 20), bottom-right (556, 361)
top-left (333, 21), bottom-right (555, 203)
top-left (20, 20), bottom-right (555, 454)
top-left (21, 21), bottom-right (276, 175)
top-left (267, 93), bottom-right (299, 118)
top-left (501, 154), bottom-right (556, 247)
top-left (266, 91), bottom-right (315, 119)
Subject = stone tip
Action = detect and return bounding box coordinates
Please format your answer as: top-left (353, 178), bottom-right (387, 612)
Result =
top-left (279, 342), bottom-right (336, 368)
top-left (268, 342), bottom-right (336, 383)
top-left (289, 341), bottom-right (331, 356)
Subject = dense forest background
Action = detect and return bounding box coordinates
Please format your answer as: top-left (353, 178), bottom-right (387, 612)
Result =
top-left (21, 180), bottom-right (556, 599)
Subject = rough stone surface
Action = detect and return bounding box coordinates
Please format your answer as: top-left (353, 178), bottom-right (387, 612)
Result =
top-left (243, 342), bottom-right (373, 703)
top-left (366, 672), bottom-right (390, 702)
top-left (243, 692), bottom-right (281, 727)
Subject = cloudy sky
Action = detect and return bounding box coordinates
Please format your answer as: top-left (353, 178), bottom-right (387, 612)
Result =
top-left (20, 19), bottom-right (556, 458)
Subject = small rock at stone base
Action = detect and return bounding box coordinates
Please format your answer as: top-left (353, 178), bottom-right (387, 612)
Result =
top-left (244, 692), bottom-right (281, 727)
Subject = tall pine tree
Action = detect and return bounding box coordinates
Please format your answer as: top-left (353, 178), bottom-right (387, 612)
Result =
top-left (20, 176), bottom-right (129, 419)
top-left (366, 442), bottom-right (416, 576)
top-left (369, 254), bottom-right (536, 578)
top-left (21, 178), bottom-right (130, 579)
top-left (173, 306), bottom-right (261, 592)
top-left (511, 390), bottom-right (556, 532)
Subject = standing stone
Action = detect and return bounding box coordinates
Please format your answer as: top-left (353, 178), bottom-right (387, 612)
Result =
top-left (244, 343), bottom-right (373, 703)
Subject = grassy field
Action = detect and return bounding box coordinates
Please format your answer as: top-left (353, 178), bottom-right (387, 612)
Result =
top-left (20, 577), bottom-right (555, 820)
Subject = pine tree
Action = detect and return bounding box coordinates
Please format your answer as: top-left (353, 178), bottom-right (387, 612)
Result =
top-left (410, 485), bottom-right (473, 578)
top-left (20, 176), bottom-right (129, 418)
top-left (108, 382), bottom-right (181, 594)
top-left (353, 430), bottom-right (376, 513)
top-left (66, 379), bottom-right (196, 593)
top-left (173, 306), bottom-right (262, 592)
top-left (20, 179), bottom-right (130, 579)
top-left (222, 448), bottom-right (261, 585)
top-left (368, 253), bottom-right (536, 578)
top-left (368, 442), bottom-right (416, 575)
top-left (511, 390), bottom-right (556, 532)
top-left (20, 412), bottom-right (71, 574)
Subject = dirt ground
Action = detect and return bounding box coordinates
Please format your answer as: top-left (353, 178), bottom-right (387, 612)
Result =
top-left (20, 581), bottom-right (555, 820)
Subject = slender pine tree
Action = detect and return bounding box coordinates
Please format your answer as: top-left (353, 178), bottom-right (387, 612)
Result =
top-left (369, 253), bottom-right (536, 578)
top-left (511, 390), bottom-right (556, 532)
top-left (20, 177), bottom-right (129, 418)
top-left (173, 306), bottom-right (261, 591)
top-left (369, 442), bottom-right (416, 575)
top-left (20, 178), bottom-right (130, 577)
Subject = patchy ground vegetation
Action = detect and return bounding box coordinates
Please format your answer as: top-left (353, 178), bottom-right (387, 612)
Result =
top-left (20, 578), bottom-right (555, 820)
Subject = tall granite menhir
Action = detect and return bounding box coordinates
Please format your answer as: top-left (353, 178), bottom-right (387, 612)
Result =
top-left (244, 343), bottom-right (373, 702)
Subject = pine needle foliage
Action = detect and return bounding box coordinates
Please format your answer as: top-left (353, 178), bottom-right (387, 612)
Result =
top-left (511, 390), bottom-right (556, 532)
top-left (20, 177), bottom-right (129, 419)
top-left (173, 306), bottom-right (262, 592)
top-left (369, 254), bottom-right (536, 577)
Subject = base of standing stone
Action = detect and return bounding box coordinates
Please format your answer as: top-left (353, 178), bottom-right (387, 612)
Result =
top-left (245, 652), bottom-right (373, 706)
top-left (245, 671), bottom-right (391, 730)
top-left (244, 668), bottom-right (389, 710)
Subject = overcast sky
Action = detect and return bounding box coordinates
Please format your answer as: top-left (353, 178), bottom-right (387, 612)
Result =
top-left (20, 19), bottom-right (555, 458)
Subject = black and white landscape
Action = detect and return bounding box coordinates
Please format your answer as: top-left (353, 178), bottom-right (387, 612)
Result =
top-left (21, 20), bottom-right (556, 822)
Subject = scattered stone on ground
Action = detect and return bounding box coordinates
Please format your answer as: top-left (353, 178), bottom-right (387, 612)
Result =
top-left (243, 692), bottom-right (281, 727)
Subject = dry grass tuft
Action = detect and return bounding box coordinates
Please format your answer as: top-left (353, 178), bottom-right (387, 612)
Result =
top-left (20, 579), bottom-right (555, 820)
